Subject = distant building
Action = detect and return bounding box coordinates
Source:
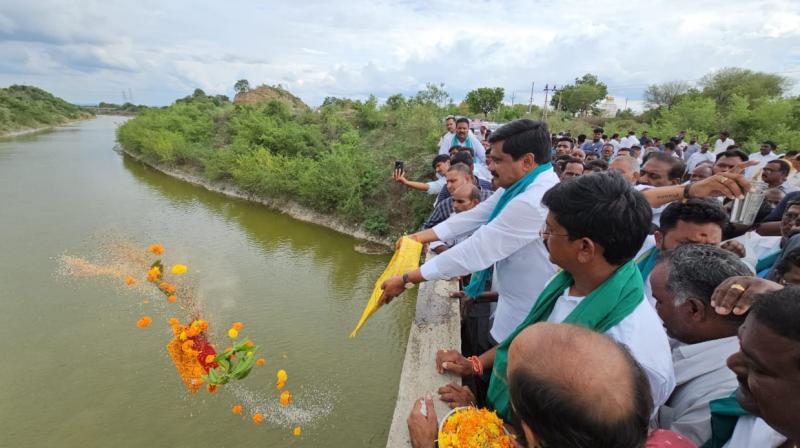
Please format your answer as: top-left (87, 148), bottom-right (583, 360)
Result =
top-left (598, 96), bottom-right (618, 118)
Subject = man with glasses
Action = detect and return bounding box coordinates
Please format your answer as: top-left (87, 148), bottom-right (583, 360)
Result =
top-left (428, 172), bottom-right (674, 420)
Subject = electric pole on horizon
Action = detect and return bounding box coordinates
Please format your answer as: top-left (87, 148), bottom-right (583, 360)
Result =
top-left (542, 84), bottom-right (556, 121)
top-left (527, 81), bottom-right (535, 114)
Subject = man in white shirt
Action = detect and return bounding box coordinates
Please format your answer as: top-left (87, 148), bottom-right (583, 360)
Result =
top-left (431, 172), bottom-right (674, 417)
top-left (747, 140), bottom-right (780, 179)
top-left (437, 115), bottom-right (457, 149)
top-left (714, 131), bottom-right (735, 153)
top-left (720, 286), bottom-right (800, 447)
top-left (651, 245), bottom-right (752, 446)
top-left (686, 143), bottom-right (716, 173)
top-left (620, 130), bottom-right (640, 149)
top-left (380, 119), bottom-right (558, 344)
top-left (438, 117), bottom-right (486, 164)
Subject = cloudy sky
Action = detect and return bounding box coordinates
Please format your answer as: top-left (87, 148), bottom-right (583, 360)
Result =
top-left (1, 0), bottom-right (799, 109)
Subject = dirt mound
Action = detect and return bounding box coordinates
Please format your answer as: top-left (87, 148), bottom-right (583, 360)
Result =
top-left (233, 85), bottom-right (308, 113)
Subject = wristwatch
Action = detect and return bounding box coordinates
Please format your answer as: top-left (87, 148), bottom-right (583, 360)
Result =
top-left (402, 273), bottom-right (415, 290)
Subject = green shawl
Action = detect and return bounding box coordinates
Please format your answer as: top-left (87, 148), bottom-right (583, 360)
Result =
top-left (486, 259), bottom-right (645, 422)
top-left (700, 394), bottom-right (749, 448)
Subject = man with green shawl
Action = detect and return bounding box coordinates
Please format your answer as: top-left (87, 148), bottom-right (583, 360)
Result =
top-left (435, 172), bottom-right (675, 422)
top-left (379, 119), bottom-right (559, 346)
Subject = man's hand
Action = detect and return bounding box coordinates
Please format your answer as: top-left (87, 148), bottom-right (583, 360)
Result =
top-left (393, 169), bottom-right (408, 185)
top-left (720, 240), bottom-right (747, 258)
top-left (435, 349), bottom-right (474, 377)
top-left (710, 276), bottom-right (783, 316)
top-left (379, 275), bottom-right (406, 306)
top-left (407, 395), bottom-right (438, 448)
top-left (438, 383), bottom-right (476, 408)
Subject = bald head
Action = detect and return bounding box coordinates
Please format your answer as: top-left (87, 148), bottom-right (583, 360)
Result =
top-left (508, 323), bottom-right (651, 448)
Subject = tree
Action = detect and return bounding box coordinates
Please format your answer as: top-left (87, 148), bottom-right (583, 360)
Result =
top-left (643, 81), bottom-right (690, 109)
top-left (700, 67), bottom-right (791, 108)
top-left (550, 74), bottom-right (608, 116)
top-left (234, 79), bottom-right (251, 94)
top-left (385, 93), bottom-right (406, 110)
top-left (413, 82), bottom-right (450, 107)
top-left (464, 87), bottom-right (505, 117)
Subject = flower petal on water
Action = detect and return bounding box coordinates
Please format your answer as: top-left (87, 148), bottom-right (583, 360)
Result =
top-left (148, 244), bottom-right (164, 255)
top-left (125, 276), bottom-right (136, 285)
top-left (252, 413), bottom-right (264, 424)
top-left (170, 264), bottom-right (188, 275)
top-left (293, 426), bottom-right (302, 436)
top-left (228, 328), bottom-right (239, 339)
top-left (232, 405), bottom-right (242, 415)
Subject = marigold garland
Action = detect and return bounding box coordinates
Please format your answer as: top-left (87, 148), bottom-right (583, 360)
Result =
top-left (438, 407), bottom-right (515, 448)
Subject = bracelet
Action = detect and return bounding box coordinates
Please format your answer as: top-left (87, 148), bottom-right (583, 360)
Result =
top-left (683, 183), bottom-right (693, 201)
top-left (468, 356), bottom-right (484, 377)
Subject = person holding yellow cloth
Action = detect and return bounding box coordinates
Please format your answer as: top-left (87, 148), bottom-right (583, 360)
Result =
top-left (435, 172), bottom-right (675, 423)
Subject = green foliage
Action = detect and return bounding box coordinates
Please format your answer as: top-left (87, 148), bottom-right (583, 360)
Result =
top-left (700, 67), bottom-right (791, 109)
top-left (464, 87), bottom-right (505, 117)
top-left (643, 81), bottom-right (691, 109)
top-left (551, 74), bottom-right (608, 116)
top-left (0, 85), bottom-right (92, 133)
top-left (234, 79), bottom-right (251, 94)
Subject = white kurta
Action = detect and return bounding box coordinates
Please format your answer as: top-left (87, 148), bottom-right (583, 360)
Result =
top-left (438, 132), bottom-right (487, 164)
top-left (723, 415), bottom-right (787, 447)
top-left (657, 337), bottom-right (740, 446)
top-left (547, 291), bottom-right (676, 410)
top-left (420, 169), bottom-right (559, 342)
top-left (746, 151), bottom-right (779, 179)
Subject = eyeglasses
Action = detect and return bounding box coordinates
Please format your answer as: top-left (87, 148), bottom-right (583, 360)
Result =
top-left (539, 225), bottom-right (570, 239)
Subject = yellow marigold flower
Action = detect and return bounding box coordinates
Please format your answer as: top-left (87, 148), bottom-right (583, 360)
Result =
top-left (277, 369), bottom-right (288, 382)
top-left (279, 390), bottom-right (292, 407)
top-left (179, 331), bottom-right (188, 341)
top-left (276, 379), bottom-right (285, 390)
top-left (136, 316), bottom-right (152, 329)
top-left (204, 354), bottom-right (216, 364)
top-left (232, 405), bottom-right (242, 415)
top-left (252, 413), bottom-right (264, 424)
top-left (125, 276), bottom-right (136, 285)
top-left (228, 328), bottom-right (239, 339)
top-left (246, 351), bottom-right (254, 358)
top-left (256, 358), bottom-right (266, 366)
top-left (148, 244), bottom-right (164, 255)
top-left (167, 295), bottom-right (177, 303)
top-left (293, 426), bottom-right (302, 436)
top-left (232, 322), bottom-right (243, 331)
top-left (170, 264), bottom-right (188, 275)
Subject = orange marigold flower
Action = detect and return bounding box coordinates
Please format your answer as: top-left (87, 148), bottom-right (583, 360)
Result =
top-left (232, 405), bottom-right (242, 415)
top-left (198, 320), bottom-right (208, 331)
top-left (136, 316), bottom-right (152, 328)
top-left (256, 358), bottom-right (266, 366)
top-left (167, 295), bottom-right (177, 303)
top-left (148, 244), bottom-right (164, 255)
top-left (170, 264), bottom-right (188, 275)
top-left (186, 326), bottom-right (200, 338)
top-left (181, 340), bottom-right (194, 353)
top-left (244, 341), bottom-right (254, 348)
top-left (207, 384), bottom-right (217, 394)
top-left (293, 426), bottom-right (302, 436)
top-left (252, 413), bottom-right (264, 424)
top-left (279, 390), bottom-right (292, 407)
top-left (228, 328), bottom-right (239, 339)
top-left (204, 354), bottom-right (216, 364)
top-left (232, 322), bottom-right (243, 331)
top-left (165, 284), bottom-right (176, 294)
top-left (158, 281), bottom-right (169, 290)
top-left (168, 317), bottom-right (180, 326)
top-left (125, 276), bottom-right (136, 285)
top-left (146, 266), bottom-right (161, 282)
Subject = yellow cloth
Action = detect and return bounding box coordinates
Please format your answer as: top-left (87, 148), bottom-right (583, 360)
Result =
top-left (350, 237), bottom-right (423, 337)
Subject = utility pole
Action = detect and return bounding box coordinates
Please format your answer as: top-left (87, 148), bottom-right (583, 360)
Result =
top-left (511, 91), bottom-right (515, 107)
top-left (542, 84), bottom-right (553, 121)
top-left (555, 85), bottom-right (562, 114)
top-left (527, 81), bottom-right (535, 114)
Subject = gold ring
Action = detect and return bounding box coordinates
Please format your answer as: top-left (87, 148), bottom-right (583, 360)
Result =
top-left (730, 284), bottom-right (745, 292)
top-left (718, 176), bottom-right (729, 184)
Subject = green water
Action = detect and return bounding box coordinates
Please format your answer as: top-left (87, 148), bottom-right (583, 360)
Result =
top-left (0, 116), bottom-right (415, 447)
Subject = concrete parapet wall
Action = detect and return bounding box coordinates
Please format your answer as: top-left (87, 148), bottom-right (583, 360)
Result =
top-left (386, 267), bottom-right (461, 447)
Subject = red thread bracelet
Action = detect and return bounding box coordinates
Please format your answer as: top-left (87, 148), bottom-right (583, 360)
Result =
top-left (468, 356), bottom-right (483, 377)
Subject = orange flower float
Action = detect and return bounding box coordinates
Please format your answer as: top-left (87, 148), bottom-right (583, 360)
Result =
top-left (136, 316), bottom-right (152, 328)
top-left (148, 243), bottom-right (164, 255)
top-left (293, 426), bottom-right (302, 436)
top-left (125, 276), bottom-right (136, 285)
top-left (232, 404), bottom-right (242, 415)
top-left (252, 413), bottom-right (264, 424)
top-left (279, 390), bottom-right (292, 407)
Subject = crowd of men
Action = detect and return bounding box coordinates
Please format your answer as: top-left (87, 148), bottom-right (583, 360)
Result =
top-left (388, 117), bottom-right (800, 448)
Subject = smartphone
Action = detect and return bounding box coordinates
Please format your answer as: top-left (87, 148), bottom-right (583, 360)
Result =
top-left (394, 160), bottom-right (404, 172)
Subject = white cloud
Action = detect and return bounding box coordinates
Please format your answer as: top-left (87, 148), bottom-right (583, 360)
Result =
top-left (0, 0), bottom-right (798, 106)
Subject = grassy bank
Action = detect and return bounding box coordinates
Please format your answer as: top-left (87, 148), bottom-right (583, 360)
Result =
top-left (0, 85), bottom-right (94, 135)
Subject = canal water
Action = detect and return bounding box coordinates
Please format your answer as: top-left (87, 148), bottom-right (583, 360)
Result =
top-left (0, 116), bottom-right (415, 447)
